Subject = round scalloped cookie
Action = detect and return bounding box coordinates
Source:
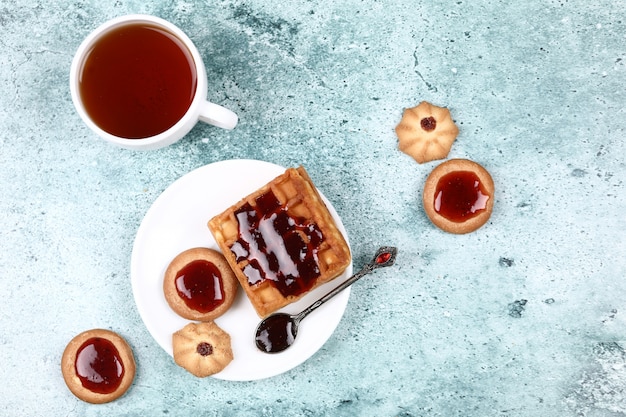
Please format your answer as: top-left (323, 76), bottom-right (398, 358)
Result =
top-left (396, 101), bottom-right (459, 164)
top-left (172, 322), bottom-right (234, 377)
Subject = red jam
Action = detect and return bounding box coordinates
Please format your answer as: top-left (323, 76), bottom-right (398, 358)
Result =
top-left (175, 260), bottom-right (225, 313)
top-left (255, 313), bottom-right (296, 353)
top-left (434, 170), bottom-right (490, 222)
top-left (75, 337), bottom-right (124, 394)
top-left (196, 342), bottom-right (214, 356)
top-left (230, 190), bottom-right (324, 298)
top-left (421, 116), bottom-right (437, 131)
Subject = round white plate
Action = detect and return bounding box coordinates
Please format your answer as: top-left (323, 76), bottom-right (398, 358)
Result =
top-left (130, 159), bottom-right (353, 381)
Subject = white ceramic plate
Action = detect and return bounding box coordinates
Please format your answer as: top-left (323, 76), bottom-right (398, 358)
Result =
top-left (130, 159), bottom-right (353, 381)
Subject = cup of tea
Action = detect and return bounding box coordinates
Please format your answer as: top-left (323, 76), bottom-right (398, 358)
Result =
top-left (70, 14), bottom-right (238, 150)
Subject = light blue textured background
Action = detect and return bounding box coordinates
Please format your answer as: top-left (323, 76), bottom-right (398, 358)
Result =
top-left (1, 0), bottom-right (625, 416)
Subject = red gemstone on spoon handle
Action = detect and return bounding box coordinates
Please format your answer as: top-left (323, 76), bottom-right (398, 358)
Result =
top-left (375, 252), bottom-right (392, 264)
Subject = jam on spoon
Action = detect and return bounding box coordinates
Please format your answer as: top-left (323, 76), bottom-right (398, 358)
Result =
top-left (254, 246), bottom-right (398, 353)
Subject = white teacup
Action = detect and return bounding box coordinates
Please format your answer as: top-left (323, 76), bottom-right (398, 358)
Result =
top-left (70, 14), bottom-right (238, 150)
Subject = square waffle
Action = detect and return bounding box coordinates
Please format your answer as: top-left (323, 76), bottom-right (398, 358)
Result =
top-left (208, 166), bottom-right (351, 318)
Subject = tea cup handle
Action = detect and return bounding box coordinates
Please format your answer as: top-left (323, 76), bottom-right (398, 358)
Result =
top-left (198, 101), bottom-right (238, 130)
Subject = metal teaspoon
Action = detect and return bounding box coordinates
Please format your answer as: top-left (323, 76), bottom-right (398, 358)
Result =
top-left (254, 246), bottom-right (398, 353)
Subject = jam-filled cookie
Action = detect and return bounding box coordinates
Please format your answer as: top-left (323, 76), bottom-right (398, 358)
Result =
top-left (423, 159), bottom-right (495, 234)
top-left (396, 101), bottom-right (459, 164)
top-left (61, 329), bottom-right (136, 404)
top-left (163, 248), bottom-right (238, 321)
top-left (172, 322), bottom-right (234, 377)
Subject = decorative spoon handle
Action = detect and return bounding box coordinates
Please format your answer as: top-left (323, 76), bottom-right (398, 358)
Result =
top-left (295, 246), bottom-right (398, 322)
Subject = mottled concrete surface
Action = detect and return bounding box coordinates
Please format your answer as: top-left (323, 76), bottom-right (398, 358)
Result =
top-left (2, 0), bottom-right (626, 416)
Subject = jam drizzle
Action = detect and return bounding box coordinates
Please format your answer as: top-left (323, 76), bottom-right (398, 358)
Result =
top-left (175, 259), bottom-right (225, 313)
top-left (434, 170), bottom-right (490, 222)
top-left (230, 190), bottom-right (324, 298)
top-left (75, 337), bottom-right (124, 394)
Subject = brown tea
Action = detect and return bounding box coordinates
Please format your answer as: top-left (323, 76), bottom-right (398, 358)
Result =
top-left (79, 23), bottom-right (197, 139)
